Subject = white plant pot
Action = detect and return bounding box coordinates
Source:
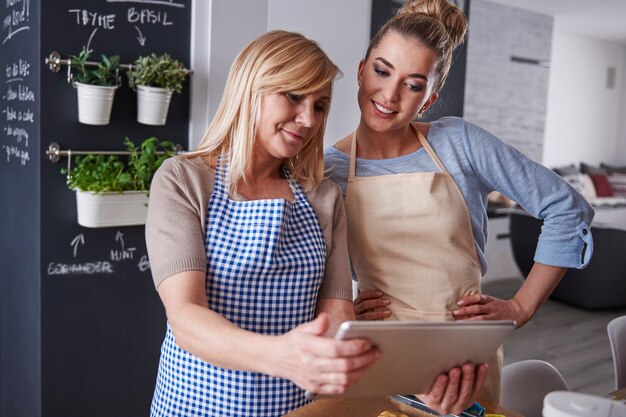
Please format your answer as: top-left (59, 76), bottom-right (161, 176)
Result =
top-left (75, 82), bottom-right (117, 125)
top-left (136, 85), bottom-right (173, 126)
top-left (75, 190), bottom-right (149, 228)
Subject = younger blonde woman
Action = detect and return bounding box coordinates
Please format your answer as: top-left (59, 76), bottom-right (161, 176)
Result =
top-left (325, 0), bottom-right (594, 414)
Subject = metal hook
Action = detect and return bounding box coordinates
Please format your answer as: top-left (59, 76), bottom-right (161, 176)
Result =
top-left (66, 149), bottom-right (72, 184)
top-left (67, 62), bottom-right (75, 87)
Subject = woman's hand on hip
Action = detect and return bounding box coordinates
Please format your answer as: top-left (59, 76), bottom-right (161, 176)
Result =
top-left (452, 294), bottom-right (526, 327)
top-left (271, 312), bottom-right (382, 395)
top-left (353, 289), bottom-right (392, 320)
top-left (418, 362), bottom-right (488, 415)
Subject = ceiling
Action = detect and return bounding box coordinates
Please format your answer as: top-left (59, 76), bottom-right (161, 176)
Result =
top-left (484, 0), bottom-right (626, 45)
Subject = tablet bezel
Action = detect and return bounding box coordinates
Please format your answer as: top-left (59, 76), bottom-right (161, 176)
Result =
top-left (312, 319), bottom-right (515, 399)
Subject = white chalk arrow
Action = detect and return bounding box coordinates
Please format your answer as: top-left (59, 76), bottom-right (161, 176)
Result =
top-left (84, 28), bottom-right (98, 53)
top-left (71, 234), bottom-right (85, 258)
top-left (134, 26), bottom-right (146, 46)
top-left (115, 231), bottom-right (125, 251)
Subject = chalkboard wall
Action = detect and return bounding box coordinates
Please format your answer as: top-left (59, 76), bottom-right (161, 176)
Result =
top-left (1, 1), bottom-right (191, 416)
top-left (1, 1), bottom-right (41, 416)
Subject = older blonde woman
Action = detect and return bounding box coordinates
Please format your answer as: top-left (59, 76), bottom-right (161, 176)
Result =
top-left (145, 31), bottom-right (380, 416)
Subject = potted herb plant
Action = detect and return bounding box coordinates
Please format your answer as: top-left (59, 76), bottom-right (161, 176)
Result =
top-left (69, 49), bottom-right (121, 125)
top-left (62, 137), bottom-right (177, 228)
top-left (127, 53), bottom-right (187, 126)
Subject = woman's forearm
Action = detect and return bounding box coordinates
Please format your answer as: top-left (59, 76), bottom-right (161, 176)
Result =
top-left (159, 272), bottom-right (277, 374)
top-left (512, 262), bottom-right (567, 326)
top-left (316, 297), bottom-right (356, 337)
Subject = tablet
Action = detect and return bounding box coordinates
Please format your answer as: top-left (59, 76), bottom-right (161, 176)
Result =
top-left (313, 320), bottom-right (515, 398)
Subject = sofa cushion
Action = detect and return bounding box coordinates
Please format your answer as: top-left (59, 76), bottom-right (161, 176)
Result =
top-left (552, 164), bottom-right (579, 176)
top-left (589, 173), bottom-right (614, 197)
top-left (600, 163), bottom-right (626, 174)
top-left (608, 173), bottom-right (626, 197)
top-left (580, 173), bottom-right (597, 199)
top-left (580, 162), bottom-right (608, 175)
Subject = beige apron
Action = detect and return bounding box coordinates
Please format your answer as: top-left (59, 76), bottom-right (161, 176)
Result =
top-left (345, 125), bottom-right (502, 403)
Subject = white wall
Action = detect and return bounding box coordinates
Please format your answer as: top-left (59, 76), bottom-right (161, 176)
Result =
top-left (543, 31), bottom-right (626, 167)
top-left (188, 0), bottom-right (210, 145)
top-left (267, 0), bottom-right (370, 147)
top-left (189, 0), bottom-right (371, 149)
top-left (189, 0), bottom-right (269, 148)
top-left (617, 51), bottom-right (626, 161)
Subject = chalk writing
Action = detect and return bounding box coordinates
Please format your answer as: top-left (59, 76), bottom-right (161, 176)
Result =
top-left (111, 231), bottom-right (137, 261)
top-left (18, 84), bottom-right (33, 100)
top-left (68, 9), bottom-right (116, 29)
top-left (3, 105), bottom-right (14, 119)
top-left (2, 0), bottom-right (29, 45)
top-left (138, 255), bottom-right (151, 272)
top-left (2, 144), bottom-right (29, 164)
top-left (110, 247), bottom-right (137, 261)
top-left (107, 0), bottom-right (185, 9)
top-left (3, 125), bottom-right (28, 145)
top-left (45, 230), bottom-right (153, 277)
top-left (127, 7), bottom-right (172, 26)
top-left (3, 105), bottom-right (34, 122)
top-left (5, 59), bottom-right (30, 77)
top-left (3, 84), bottom-right (33, 101)
top-left (1, 57), bottom-right (32, 167)
top-left (47, 261), bottom-right (114, 275)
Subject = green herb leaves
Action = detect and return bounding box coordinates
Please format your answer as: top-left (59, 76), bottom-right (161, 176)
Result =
top-left (69, 49), bottom-right (121, 87)
top-left (63, 137), bottom-right (177, 193)
top-left (127, 53), bottom-right (187, 93)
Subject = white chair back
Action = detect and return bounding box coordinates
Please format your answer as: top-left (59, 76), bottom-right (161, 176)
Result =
top-left (501, 359), bottom-right (569, 417)
top-left (607, 315), bottom-right (626, 390)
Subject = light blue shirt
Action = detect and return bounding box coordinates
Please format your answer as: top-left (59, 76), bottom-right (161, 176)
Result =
top-left (324, 117), bottom-right (594, 275)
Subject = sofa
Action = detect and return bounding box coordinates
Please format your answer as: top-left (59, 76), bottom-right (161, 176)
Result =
top-left (552, 162), bottom-right (626, 202)
top-left (508, 160), bottom-right (626, 309)
top-left (509, 208), bottom-right (626, 310)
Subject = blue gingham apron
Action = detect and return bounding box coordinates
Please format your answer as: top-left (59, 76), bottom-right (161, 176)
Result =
top-left (150, 160), bottom-right (327, 417)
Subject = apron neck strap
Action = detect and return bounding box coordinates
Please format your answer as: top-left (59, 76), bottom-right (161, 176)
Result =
top-left (412, 124), bottom-right (447, 173)
top-left (348, 124), bottom-right (448, 177)
top-left (349, 130), bottom-right (358, 177)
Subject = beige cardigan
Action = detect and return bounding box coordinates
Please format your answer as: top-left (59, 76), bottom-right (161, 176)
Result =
top-left (145, 156), bottom-right (352, 301)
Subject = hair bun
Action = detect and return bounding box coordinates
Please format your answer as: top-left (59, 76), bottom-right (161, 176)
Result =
top-left (397, 0), bottom-right (467, 50)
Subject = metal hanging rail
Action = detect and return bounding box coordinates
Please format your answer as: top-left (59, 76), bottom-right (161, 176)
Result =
top-left (46, 142), bottom-right (185, 163)
top-left (45, 51), bottom-right (193, 75)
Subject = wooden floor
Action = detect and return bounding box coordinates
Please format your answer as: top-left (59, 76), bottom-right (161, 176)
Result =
top-left (483, 277), bottom-right (626, 395)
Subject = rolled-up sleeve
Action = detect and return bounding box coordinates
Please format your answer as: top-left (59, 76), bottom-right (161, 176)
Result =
top-left (463, 121), bottom-right (595, 269)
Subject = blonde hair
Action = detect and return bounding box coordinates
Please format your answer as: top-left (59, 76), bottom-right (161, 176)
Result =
top-left (190, 30), bottom-right (340, 195)
top-left (366, 0), bottom-right (468, 93)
